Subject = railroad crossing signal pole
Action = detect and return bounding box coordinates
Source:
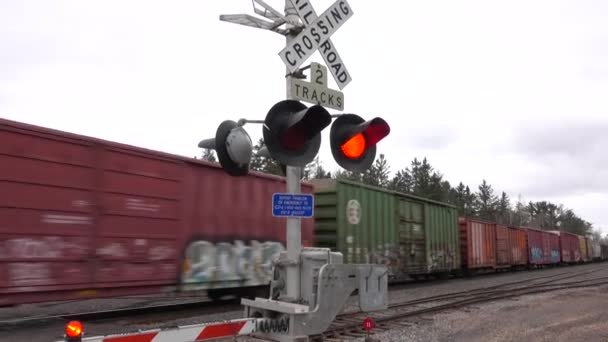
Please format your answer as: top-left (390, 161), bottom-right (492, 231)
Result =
top-left (284, 1), bottom-right (302, 303)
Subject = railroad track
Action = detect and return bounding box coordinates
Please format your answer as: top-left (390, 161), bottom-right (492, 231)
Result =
top-left (0, 296), bottom-right (242, 329)
top-left (390, 263), bottom-right (605, 308)
top-left (315, 269), bottom-right (608, 341)
top-left (1, 264), bottom-right (604, 333)
top-left (0, 268), bottom-right (570, 329)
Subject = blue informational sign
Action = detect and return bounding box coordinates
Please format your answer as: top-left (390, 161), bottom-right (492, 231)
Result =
top-left (272, 193), bottom-right (314, 218)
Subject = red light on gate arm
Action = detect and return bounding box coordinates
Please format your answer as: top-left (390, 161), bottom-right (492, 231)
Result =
top-left (341, 132), bottom-right (366, 159)
top-left (66, 321), bottom-right (83, 337)
top-left (363, 316), bottom-right (375, 331)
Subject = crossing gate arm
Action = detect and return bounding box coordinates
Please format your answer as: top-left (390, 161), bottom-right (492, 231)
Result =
top-left (55, 318), bottom-right (263, 342)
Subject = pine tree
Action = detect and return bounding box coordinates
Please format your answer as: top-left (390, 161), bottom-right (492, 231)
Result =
top-left (557, 208), bottom-right (592, 235)
top-left (362, 154), bottom-right (390, 188)
top-left (528, 201), bottom-right (561, 229)
top-left (333, 169), bottom-right (362, 182)
top-left (389, 168), bottom-right (413, 193)
top-left (428, 171), bottom-right (445, 201)
top-left (464, 185), bottom-right (477, 217)
top-left (451, 182), bottom-right (468, 215)
top-left (250, 138), bottom-right (266, 172)
top-left (497, 191), bottom-right (511, 224)
top-left (304, 156), bottom-right (331, 180)
top-left (475, 179), bottom-right (498, 220)
top-left (250, 138), bottom-right (283, 176)
top-left (439, 180), bottom-right (452, 203)
top-left (410, 157), bottom-right (434, 197)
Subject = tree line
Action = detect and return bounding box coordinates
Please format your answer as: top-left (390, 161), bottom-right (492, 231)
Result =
top-left (199, 141), bottom-right (602, 239)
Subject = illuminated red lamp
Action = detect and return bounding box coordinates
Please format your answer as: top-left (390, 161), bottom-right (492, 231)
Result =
top-left (65, 320), bottom-right (83, 341)
top-left (341, 132), bottom-right (366, 159)
top-left (330, 114), bottom-right (390, 172)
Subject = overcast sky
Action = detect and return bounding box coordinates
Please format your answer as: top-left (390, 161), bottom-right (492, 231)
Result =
top-left (2, 0), bottom-right (607, 234)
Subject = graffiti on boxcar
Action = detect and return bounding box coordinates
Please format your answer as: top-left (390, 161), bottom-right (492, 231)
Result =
top-left (511, 247), bottom-right (524, 262)
top-left (126, 198), bottom-right (160, 212)
top-left (369, 245), bottom-right (401, 275)
top-left (95, 240), bottom-right (176, 261)
top-left (550, 250), bottom-right (560, 263)
top-left (96, 242), bottom-right (128, 258)
top-left (149, 245), bottom-right (175, 261)
top-left (0, 236), bottom-right (86, 259)
top-left (8, 262), bottom-right (53, 286)
top-left (180, 240), bottom-right (284, 287)
top-left (428, 249), bottom-right (456, 271)
top-left (531, 247), bottom-right (543, 262)
top-left (42, 214), bottom-right (92, 225)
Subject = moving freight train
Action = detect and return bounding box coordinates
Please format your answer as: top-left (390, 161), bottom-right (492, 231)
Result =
top-left (1, 118), bottom-right (606, 306)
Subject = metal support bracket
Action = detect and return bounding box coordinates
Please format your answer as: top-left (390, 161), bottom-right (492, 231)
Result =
top-left (241, 248), bottom-right (388, 342)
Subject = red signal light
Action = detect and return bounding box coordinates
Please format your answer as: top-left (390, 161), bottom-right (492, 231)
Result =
top-left (330, 114), bottom-right (390, 173)
top-left (341, 132), bottom-right (366, 159)
top-left (66, 320), bottom-right (83, 338)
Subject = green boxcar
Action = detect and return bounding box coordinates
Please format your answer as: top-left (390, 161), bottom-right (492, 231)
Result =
top-left (312, 179), bottom-right (461, 280)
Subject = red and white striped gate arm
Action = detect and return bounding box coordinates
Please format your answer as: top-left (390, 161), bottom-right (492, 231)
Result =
top-left (57, 318), bottom-right (261, 342)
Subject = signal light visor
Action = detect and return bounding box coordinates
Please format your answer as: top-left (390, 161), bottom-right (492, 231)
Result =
top-left (363, 118), bottom-right (391, 146)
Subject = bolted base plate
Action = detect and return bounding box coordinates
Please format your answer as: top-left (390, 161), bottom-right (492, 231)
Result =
top-left (241, 263), bottom-right (388, 342)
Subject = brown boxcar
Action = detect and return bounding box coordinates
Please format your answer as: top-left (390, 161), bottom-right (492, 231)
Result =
top-left (549, 230), bottom-right (581, 263)
top-left (0, 118), bottom-right (314, 305)
top-left (547, 231), bottom-right (561, 264)
top-left (495, 224), bottom-right (510, 267)
top-left (578, 236), bottom-right (590, 262)
top-left (459, 217), bottom-right (496, 269)
top-left (525, 228), bottom-right (560, 265)
top-left (507, 226), bottom-right (528, 266)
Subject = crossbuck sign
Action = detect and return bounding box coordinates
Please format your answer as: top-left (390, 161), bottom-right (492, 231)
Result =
top-left (279, 0), bottom-right (353, 90)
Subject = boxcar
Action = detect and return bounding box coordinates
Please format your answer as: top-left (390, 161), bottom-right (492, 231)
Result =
top-left (587, 237), bottom-right (601, 261)
top-left (312, 179), bottom-right (460, 281)
top-left (547, 231), bottom-right (561, 264)
top-left (602, 245), bottom-right (608, 260)
top-left (578, 236), bottom-right (590, 262)
top-left (495, 224), bottom-right (510, 267)
top-left (0, 118), bottom-right (314, 305)
top-left (525, 228), bottom-right (560, 266)
top-left (549, 230), bottom-right (581, 263)
top-left (505, 226), bottom-right (528, 266)
top-left (459, 217), bottom-right (496, 270)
